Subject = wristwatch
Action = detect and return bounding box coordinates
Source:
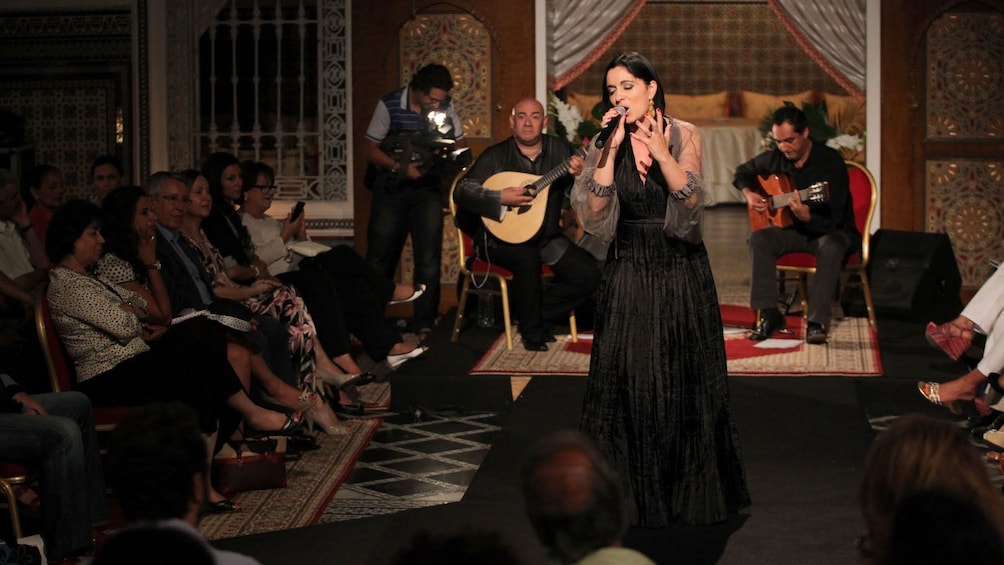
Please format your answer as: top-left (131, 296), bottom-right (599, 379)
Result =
top-left (145, 261), bottom-right (162, 271)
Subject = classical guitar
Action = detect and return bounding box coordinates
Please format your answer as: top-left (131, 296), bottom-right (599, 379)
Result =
top-left (748, 174), bottom-right (830, 231)
top-left (481, 147), bottom-right (587, 244)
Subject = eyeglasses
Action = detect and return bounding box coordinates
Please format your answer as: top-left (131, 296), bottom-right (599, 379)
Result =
top-left (252, 185), bottom-right (277, 194)
top-left (158, 194), bottom-right (190, 204)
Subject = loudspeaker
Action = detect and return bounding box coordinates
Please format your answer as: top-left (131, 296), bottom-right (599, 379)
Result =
top-left (867, 229), bottom-right (963, 322)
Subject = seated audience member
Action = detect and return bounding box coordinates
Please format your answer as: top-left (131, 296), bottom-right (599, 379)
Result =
top-left (0, 168), bottom-right (49, 389)
top-left (0, 370), bottom-right (107, 563)
top-left (1, 168), bottom-right (49, 303)
top-left (173, 170), bottom-right (372, 404)
top-left (521, 430), bottom-right (655, 565)
top-left (22, 164), bottom-right (66, 242)
top-left (236, 160), bottom-right (427, 370)
top-left (858, 415), bottom-right (1004, 565)
top-left (92, 526), bottom-right (214, 565)
top-left (883, 490), bottom-right (1004, 565)
top-left (104, 402), bottom-right (261, 564)
top-left (97, 185), bottom-right (341, 434)
top-left (918, 264), bottom-right (1004, 417)
top-left (90, 155), bottom-right (125, 202)
top-left (45, 199), bottom-right (298, 512)
top-left (147, 172), bottom-right (302, 395)
top-left (390, 529), bottom-right (521, 565)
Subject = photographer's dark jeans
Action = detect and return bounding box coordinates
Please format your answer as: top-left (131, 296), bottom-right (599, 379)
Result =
top-left (366, 184), bottom-right (443, 332)
top-left (0, 391), bottom-right (107, 560)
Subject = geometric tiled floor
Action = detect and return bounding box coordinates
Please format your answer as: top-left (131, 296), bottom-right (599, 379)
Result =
top-left (318, 412), bottom-right (503, 523)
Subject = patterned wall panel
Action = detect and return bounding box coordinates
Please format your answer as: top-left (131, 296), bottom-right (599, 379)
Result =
top-left (925, 12), bottom-right (1004, 139)
top-left (0, 6), bottom-right (143, 189)
top-left (926, 160), bottom-right (1004, 287)
top-left (0, 80), bottom-right (116, 198)
top-left (399, 14), bottom-right (492, 139)
top-left (566, 2), bottom-right (847, 98)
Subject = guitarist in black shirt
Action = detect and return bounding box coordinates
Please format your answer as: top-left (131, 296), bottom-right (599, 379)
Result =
top-left (733, 105), bottom-right (860, 344)
top-left (454, 98), bottom-right (600, 351)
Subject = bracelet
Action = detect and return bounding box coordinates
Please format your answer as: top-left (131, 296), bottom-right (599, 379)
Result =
top-left (586, 177), bottom-right (615, 198)
top-left (251, 265), bottom-right (260, 278)
top-left (670, 171), bottom-right (699, 201)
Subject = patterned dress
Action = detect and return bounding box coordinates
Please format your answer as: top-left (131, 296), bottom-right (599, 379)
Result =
top-left (181, 228), bottom-right (320, 391)
top-left (577, 132), bottom-right (751, 526)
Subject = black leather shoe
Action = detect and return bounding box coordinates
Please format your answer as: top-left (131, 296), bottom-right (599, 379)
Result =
top-left (206, 499), bottom-right (240, 513)
top-left (749, 309), bottom-right (785, 341)
top-left (806, 322), bottom-right (827, 344)
top-left (523, 338), bottom-right (548, 352)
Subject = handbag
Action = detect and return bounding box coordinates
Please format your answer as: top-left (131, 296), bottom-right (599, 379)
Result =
top-left (211, 437), bottom-right (287, 497)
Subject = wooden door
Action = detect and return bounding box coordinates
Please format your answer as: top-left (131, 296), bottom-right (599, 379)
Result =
top-left (881, 0), bottom-right (1004, 290)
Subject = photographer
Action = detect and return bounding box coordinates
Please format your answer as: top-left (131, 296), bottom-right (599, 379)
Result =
top-left (362, 63), bottom-right (469, 339)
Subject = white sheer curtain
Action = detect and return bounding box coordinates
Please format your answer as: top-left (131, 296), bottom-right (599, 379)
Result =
top-left (769, 0), bottom-right (866, 98)
top-left (548, 0), bottom-right (647, 90)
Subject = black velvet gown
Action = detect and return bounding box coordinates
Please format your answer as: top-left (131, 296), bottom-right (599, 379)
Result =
top-left (579, 140), bottom-right (751, 526)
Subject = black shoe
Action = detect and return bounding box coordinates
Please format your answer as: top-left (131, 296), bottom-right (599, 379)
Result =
top-left (750, 309), bottom-right (785, 341)
top-left (523, 337), bottom-right (548, 352)
top-left (806, 322), bottom-right (827, 344)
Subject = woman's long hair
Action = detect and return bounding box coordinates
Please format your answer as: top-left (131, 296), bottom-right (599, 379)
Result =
top-left (199, 153), bottom-right (254, 264)
top-left (101, 185), bottom-right (149, 284)
top-left (859, 414), bottom-right (1004, 562)
top-left (599, 51), bottom-right (666, 114)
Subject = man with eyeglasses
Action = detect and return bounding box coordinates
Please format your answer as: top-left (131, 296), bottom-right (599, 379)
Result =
top-left (362, 63), bottom-right (469, 339)
top-left (733, 105), bottom-right (859, 345)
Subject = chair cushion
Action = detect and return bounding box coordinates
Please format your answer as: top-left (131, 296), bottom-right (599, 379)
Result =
top-left (776, 252), bottom-right (817, 269)
top-left (0, 462), bottom-right (29, 478)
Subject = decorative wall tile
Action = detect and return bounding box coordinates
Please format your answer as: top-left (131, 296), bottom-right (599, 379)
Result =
top-left (926, 12), bottom-right (1004, 140)
top-left (926, 160), bottom-right (1004, 287)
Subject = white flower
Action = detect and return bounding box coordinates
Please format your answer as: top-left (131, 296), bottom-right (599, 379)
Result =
top-left (826, 134), bottom-right (864, 151)
top-left (548, 92), bottom-right (583, 143)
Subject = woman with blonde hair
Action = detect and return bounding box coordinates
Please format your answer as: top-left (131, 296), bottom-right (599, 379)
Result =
top-left (858, 414), bottom-right (1004, 563)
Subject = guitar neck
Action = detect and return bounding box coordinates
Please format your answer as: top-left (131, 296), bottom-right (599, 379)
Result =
top-left (770, 185), bottom-right (817, 209)
top-left (527, 147), bottom-right (588, 195)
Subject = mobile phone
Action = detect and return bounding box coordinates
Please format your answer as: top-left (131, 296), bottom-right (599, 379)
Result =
top-left (291, 201), bottom-right (305, 221)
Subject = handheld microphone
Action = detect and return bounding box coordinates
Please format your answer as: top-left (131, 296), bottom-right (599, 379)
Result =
top-left (593, 106), bottom-right (627, 149)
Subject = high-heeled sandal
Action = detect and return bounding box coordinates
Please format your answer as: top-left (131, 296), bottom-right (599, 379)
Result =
top-left (925, 321), bottom-right (972, 361)
top-left (389, 283), bottom-right (426, 305)
top-left (305, 401), bottom-right (349, 435)
top-left (246, 411), bottom-right (305, 438)
top-left (386, 345), bottom-right (428, 370)
top-left (917, 381), bottom-right (963, 415)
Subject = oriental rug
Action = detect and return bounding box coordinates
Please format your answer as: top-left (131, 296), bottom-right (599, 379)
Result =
top-left (469, 306), bottom-right (882, 378)
top-left (199, 417), bottom-right (381, 541)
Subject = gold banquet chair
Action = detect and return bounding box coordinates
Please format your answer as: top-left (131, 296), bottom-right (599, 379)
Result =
top-left (0, 463), bottom-right (29, 540)
top-left (447, 169), bottom-right (577, 350)
top-left (775, 160), bottom-right (879, 329)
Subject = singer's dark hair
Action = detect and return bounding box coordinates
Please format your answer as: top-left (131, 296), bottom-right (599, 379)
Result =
top-left (600, 51), bottom-right (665, 114)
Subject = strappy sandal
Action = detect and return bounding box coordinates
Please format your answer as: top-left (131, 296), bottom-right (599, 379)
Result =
top-left (917, 381), bottom-right (963, 415)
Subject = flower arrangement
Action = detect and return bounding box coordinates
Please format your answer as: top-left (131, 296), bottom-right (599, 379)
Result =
top-left (547, 91), bottom-right (601, 149)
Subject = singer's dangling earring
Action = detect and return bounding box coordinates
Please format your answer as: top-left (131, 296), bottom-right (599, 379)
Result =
top-left (647, 98), bottom-right (656, 118)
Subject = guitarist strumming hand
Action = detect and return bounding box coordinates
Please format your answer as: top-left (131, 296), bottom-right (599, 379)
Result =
top-left (732, 105), bottom-right (860, 345)
top-left (454, 97), bottom-right (600, 352)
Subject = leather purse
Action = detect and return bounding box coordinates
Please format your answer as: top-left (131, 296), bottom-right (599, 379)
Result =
top-left (211, 437), bottom-right (287, 497)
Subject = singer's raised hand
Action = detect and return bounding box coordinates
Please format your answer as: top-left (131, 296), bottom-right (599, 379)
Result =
top-left (632, 108), bottom-right (672, 162)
